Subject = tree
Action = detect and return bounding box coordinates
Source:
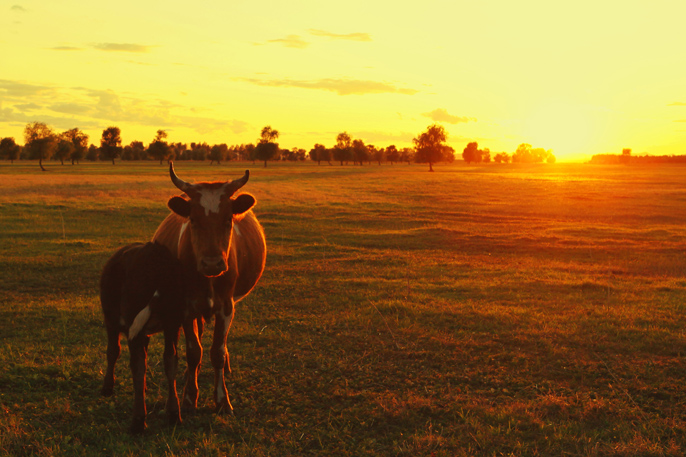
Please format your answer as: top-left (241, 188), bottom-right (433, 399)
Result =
top-left (255, 126), bottom-right (280, 167)
top-left (413, 124), bottom-right (450, 172)
top-left (547, 153), bottom-right (557, 164)
top-left (0, 137), bottom-right (21, 163)
top-left (147, 129), bottom-right (172, 164)
top-left (493, 152), bottom-right (511, 163)
top-left (123, 141), bottom-right (146, 160)
top-left (24, 122), bottom-right (57, 171)
top-left (209, 144), bottom-right (229, 165)
top-left (512, 144), bottom-right (553, 163)
top-left (352, 139), bottom-right (368, 165)
top-left (400, 147), bottom-right (414, 164)
top-left (372, 145), bottom-right (385, 165)
top-left (386, 145), bottom-right (399, 164)
top-left (620, 148), bottom-right (631, 165)
top-left (54, 137), bottom-right (74, 165)
top-left (100, 126), bottom-right (122, 165)
top-left (332, 132), bottom-right (353, 165)
top-left (60, 128), bottom-right (89, 164)
top-left (86, 144), bottom-right (100, 161)
top-left (309, 143), bottom-right (331, 165)
top-left (462, 142), bottom-right (480, 163)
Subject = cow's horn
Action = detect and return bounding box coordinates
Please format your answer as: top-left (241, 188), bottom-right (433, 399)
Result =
top-left (228, 170), bottom-right (249, 193)
top-left (169, 161), bottom-right (193, 192)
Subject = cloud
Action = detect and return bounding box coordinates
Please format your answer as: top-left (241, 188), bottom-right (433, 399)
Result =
top-left (93, 43), bottom-right (152, 53)
top-left (0, 79), bottom-right (53, 97)
top-left (50, 46), bottom-right (83, 51)
top-left (308, 29), bottom-right (372, 42)
top-left (11, 5), bottom-right (26, 12)
top-left (238, 77), bottom-right (417, 96)
top-left (668, 102), bottom-right (686, 106)
top-left (422, 108), bottom-right (475, 124)
top-left (264, 35), bottom-right (309, 49)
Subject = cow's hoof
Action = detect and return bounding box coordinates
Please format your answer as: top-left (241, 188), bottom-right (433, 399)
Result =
top-left (215, 401), bottom-right (234, 416)
top-left (167, 412), bottom-right (183, 426)
top-left (130, 418), bottom-right (147, 435)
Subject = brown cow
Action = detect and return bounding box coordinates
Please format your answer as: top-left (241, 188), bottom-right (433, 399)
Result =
top-left (151, 162), bottom-right (266, 415)
top-left (100, 242), bottom-right (195, 433)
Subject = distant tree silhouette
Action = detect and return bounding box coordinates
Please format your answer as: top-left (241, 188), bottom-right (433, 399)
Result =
top-left (209, 144), bottom-right (229, 165)
top-left (309, 143), bottom-right (331, 165)
top-left (512, 143), bottom-right (553, 163)
top-left (24, 122), bottom-right (57, 171)
top-left (86, 144), bottom-right (99, 161)
top-left (100, 126), bottom-right (122, 165)
top-left (190, 142), bottom-right (211, 161)
top-left (61, 128), bottom-right (88, 164)
top-left (54, 137), bottom-right (74, 165)
top-left (255, 126), bottom-right (279, 167)
top-left (333, 132), bottom-right (353, 165)
top-left (413, 124), bottom-right (450, 172)
top-left (148, 129), bottom-right (172, 164)
top-left (372, 145), bottom-right (385, 165)
top-left (400, 147), bottom-right (414, 164)
top-left (620, 148), bottom-right (631, 165)
top-left (123, 141), bottom-right (145, 160)
top-left (385, 145), bottom-right (399, 164)
top-left (0, 137), bottom-right (21, 163)
top-left (493, 152), bottom-right (511, 163)
top-left (352, 139), bottom-right (368, 165)
top-left (462, 142), bottom-right (480, 163)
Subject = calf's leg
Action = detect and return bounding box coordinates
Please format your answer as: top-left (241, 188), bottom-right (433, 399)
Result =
top-left (163, 327), bottom-right (182, 426)
top-left (129, 334), bottom-right (150, 434)
top-left (101, 324), bottom-right (120, 397)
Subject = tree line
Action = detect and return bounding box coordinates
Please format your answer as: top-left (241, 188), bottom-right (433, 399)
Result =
top-left (1, 122), bottom-right (558, 171)
top-left (590, 148), bottom-right (686, 165)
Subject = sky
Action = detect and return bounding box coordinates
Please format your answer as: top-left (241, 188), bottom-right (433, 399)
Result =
top-left (1, 0), bottom-right (685, 162)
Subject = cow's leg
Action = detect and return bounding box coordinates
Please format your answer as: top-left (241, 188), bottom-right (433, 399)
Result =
top-left (129, 334), bottom-right (150, 434)
top-left (181, 318), bottom-right (202, 412)
top-left (210, 300), bottom-right (235, 414)
top-left (101, 324), bottom-right (120, 397)
top-left (163, 327), bottom-right (182, 426)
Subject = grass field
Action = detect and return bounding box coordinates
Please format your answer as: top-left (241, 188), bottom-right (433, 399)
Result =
top-left (1, 161), bottom-right (685, 456)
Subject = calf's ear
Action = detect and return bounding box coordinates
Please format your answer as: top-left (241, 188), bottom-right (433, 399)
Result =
top-left (232, 194), bottom-right (255, 216)
top-left (168, 196), bottom-right (191, 218)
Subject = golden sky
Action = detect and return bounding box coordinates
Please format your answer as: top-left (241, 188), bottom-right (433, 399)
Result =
top-left (1, 0), bottom-right (685, 161)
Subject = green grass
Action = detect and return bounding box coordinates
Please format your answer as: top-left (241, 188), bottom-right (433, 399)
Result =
top-left (1, 161), bottom-right (685, 455)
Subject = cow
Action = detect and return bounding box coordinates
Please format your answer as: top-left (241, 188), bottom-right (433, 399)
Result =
top-left (150, 162), bottom-right (267, 416)
top-left (100, 241), bottom-right (196, 433)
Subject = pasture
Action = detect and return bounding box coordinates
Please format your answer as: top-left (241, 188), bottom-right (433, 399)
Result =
top-left (0, 161), bottom-right (685, 456)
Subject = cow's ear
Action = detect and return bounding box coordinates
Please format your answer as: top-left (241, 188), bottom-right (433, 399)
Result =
top-left (168, 196), bottom-right (191, 218)
top-left (232, 194), bottom-right (255, 217)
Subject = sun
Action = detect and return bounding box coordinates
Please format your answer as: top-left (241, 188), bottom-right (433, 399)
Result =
top-left (524, 102), bottom-right (598, 161)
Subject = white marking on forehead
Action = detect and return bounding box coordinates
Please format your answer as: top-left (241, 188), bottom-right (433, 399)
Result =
top-left (178, 221), bottom-right (189, 253)
top-left (198, 186), bottom-right (226, 216)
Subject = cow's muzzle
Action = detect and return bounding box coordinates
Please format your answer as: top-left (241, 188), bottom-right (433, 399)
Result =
top-left (199, 256), bottom-right (228, 277)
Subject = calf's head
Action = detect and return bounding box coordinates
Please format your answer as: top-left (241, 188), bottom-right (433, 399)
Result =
top-left (167, 162), bottom-right (255, 277)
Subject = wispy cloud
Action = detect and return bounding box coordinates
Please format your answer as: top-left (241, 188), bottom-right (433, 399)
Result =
top-left (11, 5), bottom-right (26, 12)
top-left (668, 102), bottom-right (686, 106)
top-left (93, 43), bottom-right (152, 53)
top-left (50, 46), bottom-right (83, 51)
top-left (263, 35), bottom-right (309, 49)
top-left (422, 108), bottom-right (475, 124)
top-left (309, 29), bottom-right (372, 42)
top-left (239, 77), bottom-right (417, 96)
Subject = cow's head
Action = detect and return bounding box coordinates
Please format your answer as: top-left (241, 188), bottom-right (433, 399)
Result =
top-left (167, 162), bottom-right (255, 277)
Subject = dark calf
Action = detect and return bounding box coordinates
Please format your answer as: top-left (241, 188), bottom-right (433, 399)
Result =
top-left (100, 242), bottom-right (192, 433)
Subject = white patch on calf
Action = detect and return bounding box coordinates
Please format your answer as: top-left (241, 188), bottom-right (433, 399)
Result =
top-left (198, 187), bottom-right (226, 216)
top-left (128, 304), bottom-right (152, 340)
top-left (233, 224), bottom-right (242, 237)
